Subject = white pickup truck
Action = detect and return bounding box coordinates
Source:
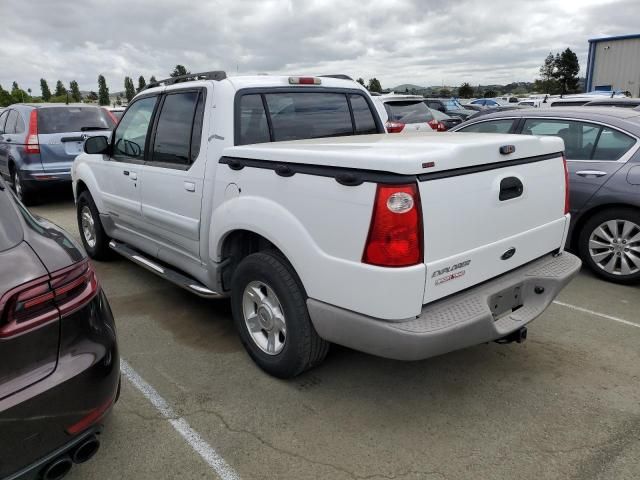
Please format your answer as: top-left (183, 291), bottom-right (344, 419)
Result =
top-left (72, 72), bottom-right (581, 378)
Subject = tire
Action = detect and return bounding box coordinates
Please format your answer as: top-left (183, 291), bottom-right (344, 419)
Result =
top-left (77, 190), bottom-right (113, 260)
top-left (578, 207), bottom-right (640, 284)
top-left (231, 251), bottom-right (329, 378)
top-left (11, 167), bottom-right (34, 206)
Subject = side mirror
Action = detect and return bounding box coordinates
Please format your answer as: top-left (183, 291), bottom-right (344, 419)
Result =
top-left (84, 136), bottom-right (109, 155)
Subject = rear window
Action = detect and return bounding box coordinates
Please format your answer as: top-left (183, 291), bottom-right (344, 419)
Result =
top-left (385, 101), bottom-right (433, 124)
top-left (37, 107), bottom-right (115, 134)
top-left (0, 188), bottom-right (23, 251)
top-left (236, 91), bottom-right (380, 145)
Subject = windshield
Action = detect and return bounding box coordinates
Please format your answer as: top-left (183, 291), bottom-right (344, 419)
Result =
top-left (445, 99), bottom-right (465, 110)
top-left (385, 101), bottom-right (433, 124)
top-left (37, 107), bottom-right (115, 134)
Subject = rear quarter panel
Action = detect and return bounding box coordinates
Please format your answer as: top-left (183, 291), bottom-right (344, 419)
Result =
top-left (210, 165), bottom-right (427, 320)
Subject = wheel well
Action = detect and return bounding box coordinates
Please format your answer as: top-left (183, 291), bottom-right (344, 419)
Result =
top-left (76, 180), bottom-right (89, 198)
top-left (570, 203), bottom-right (639, 250)
top-left (220, 230), bottom-right (285, 291)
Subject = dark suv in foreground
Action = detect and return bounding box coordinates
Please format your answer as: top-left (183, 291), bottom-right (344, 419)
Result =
top-left (0, 104), bottom-right (115, 205)
top-left (453, 107), bottom-right (640, 284)
top-left (0, 178), bottom-right (119, 479)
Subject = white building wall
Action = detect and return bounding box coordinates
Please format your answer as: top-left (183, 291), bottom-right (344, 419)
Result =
top-left (592, 37), bottom-right (640, 96)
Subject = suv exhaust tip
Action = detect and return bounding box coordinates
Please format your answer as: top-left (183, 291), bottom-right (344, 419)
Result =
top-left (41, 455), bottom-right (73, 480)
top-left (71, 435), bottom-right (101, 464)
top-left (495, 327), bottom-right (528, 344)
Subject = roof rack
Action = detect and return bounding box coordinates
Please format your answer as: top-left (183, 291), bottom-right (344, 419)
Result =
top-left (144, 71), bottom-right (227, 90)
top-left (319, 74), bottom-right (353, 81)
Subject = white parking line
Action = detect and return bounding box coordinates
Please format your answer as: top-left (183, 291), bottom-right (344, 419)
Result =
top-left (553, 301), bottom-right (640, 329)
top-left (120, 359), bottom-right (241, 480)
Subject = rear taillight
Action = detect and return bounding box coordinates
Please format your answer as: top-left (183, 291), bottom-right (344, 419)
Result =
top-left (563, 155), bottom-right (570, 215)
top-left (428, 119), bottom-right (447, 132)
top-left (104, 108), bottom-right (118, 125)
top-left (363, 184), bottom-right (423, 267)
top-left (25, 110), bottom-right (40, 154)
top-left (386, 121), bottom-right (405, 133)
top-left (0, 260), bottom-right (99, 338)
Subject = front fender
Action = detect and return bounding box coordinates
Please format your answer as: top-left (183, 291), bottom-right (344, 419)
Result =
top-left (72, 155), bottom-right (105, 212)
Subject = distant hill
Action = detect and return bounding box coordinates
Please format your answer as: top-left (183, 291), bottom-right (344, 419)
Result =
top-left (392, 84), bottom-right (427, 92)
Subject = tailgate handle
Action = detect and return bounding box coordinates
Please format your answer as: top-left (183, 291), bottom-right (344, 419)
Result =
top-left (499, 177), bottom-right (523, 201)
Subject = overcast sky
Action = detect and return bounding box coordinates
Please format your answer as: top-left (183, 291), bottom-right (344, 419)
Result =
top-left (1, 0), bottom-right (638, 93)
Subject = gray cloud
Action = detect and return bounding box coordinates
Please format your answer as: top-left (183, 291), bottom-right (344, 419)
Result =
top-left (1, 0), bottom-right (638, 93)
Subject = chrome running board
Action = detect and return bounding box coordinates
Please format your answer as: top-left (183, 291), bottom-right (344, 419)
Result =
top-left (108, 240), bottom-right (222, 299)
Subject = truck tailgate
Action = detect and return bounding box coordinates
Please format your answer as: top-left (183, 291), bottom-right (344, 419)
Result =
top-left (420, 153), bottom-right (568, 303)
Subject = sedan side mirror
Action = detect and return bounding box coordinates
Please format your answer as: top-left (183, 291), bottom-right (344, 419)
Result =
top-left (84, 136), bottom-right (109, 155)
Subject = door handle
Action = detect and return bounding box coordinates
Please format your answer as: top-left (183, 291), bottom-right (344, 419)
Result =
top-left (5, 138), bottom-right (11, 143)
top-left (184, 181), bottom-right (196, 192)
top-left (499, 176), bottom-right (523, 201)
top-left (576, 170), bottom-right (607, 178)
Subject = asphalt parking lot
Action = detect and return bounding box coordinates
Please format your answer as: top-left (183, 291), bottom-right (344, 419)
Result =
top-left (31, 192), bottom-right (640, 480)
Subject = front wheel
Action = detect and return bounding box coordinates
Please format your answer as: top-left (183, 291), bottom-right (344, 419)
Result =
top-left (77, 191), bottom-right (113, 260)
top-left (578, 208), bottom-right (640, 284)
top-left (231, 252), bottom-right (329, 378)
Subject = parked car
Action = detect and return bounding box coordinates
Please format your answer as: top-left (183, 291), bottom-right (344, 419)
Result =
top-left (583, 98), bottom-right (640, 109)
top-left (0, 177), bottom-right (119, 479)
top-left (0, 104), bottom-right (115, 205)
top-left (423, 98), bottom-right (476, 120)
top-left (467, 105), bottom-right (528, 120)
top-left (428, 107), bottom-right (462, 131)
top-left (375, 95), bottom-right (434, 133)
top-left (453, 107), bottom-right (640, 283)
top-left (469, 98), bottom-right (508, 108)
top-left (460, 103), bottom-right (485, 112)
top-left (105, 106), bottom-right (126, 121)
top-left (73, 71), bottom-right (580, 378)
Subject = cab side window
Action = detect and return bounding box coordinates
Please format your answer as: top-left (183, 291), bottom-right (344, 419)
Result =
top-left (113, 96), bottom-right (158, 162)
top-left (151, 91), bottom-right (201, 166)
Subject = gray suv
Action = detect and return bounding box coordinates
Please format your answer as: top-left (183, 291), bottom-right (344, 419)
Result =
top-left (453, 107), bottom-right (640, 284)
top-left (0, 104), bottom-right (115, 204)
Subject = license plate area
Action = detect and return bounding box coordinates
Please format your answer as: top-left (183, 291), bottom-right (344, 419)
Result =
top-left (489, 284), bottom-right (523, 320)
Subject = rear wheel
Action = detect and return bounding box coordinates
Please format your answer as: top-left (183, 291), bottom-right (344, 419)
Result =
top-left (77, 190), bottom-right (113, 260)
top-left (11, 167), bottom-right (34, 206)
top-left (578, 208), bottom-right (640, 284)
top-left (231, 251), bottom-right (329, 378)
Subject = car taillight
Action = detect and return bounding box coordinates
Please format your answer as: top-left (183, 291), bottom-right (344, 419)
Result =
top-left (428, 119), bottom-right (447, 132)
top-left (0, 260), bottom-right (99, 338)
top-left (104, 108), bottom-right (118, 125)
top-left (25, 109), bottom-right (40, 154)
top-left (563, 155), bottom-right (570, 215)
top-left (363, 184), bottom-right (423, 267)
top-left (386, 121), bottom-right (405, 133)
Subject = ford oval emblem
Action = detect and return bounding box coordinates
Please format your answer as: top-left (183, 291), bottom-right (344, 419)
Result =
top-left (501, 247), bottom-right (516, 260)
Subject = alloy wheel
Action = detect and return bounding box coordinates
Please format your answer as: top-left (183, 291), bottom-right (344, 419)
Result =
top-left (242, 281), bottom-right (287, 355)
top-left (588, 219), bottom-right (640, 276)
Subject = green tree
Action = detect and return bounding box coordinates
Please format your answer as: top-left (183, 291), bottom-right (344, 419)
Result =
top-left (11, 82), bottom-right (29, 103)
top-left (458, 82), bottom-right (474, 98)
top-left (124, 76), bottom-right (136, 102)
top-left (40, 79), bottom-right (52, 101)
top-left (356, 77), bottom-right (365, 86)
top-left (137, 75), bottom-right (147, 92)
top-left (69, 80), bottom-right (82, 102)
top-left (0, 84), bottom-right (14, 106)
top-left (439, 88), bottom-right (451, 97)
top-left (367, 77), bottom-right (382, 93)
top-left (535, 52), bottom-right (560, 94)
top-left (98, 75), bottom-right (110, 106)
top-left (149, 76), bottom-right (157, 84)
top-left (87, 91), bottom-right (98, 102)
top-left (170, 65), bottom-right (189, 77)
top-left (554, 48), bottom-right (580, 94)
top-left (484, 90), bottom-right (496, 98)
top-left (55, 80), bottom-right (67, 97)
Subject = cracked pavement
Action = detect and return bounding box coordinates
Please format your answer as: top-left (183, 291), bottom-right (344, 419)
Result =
top-left (31, 194), bottom-right (640, 480)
